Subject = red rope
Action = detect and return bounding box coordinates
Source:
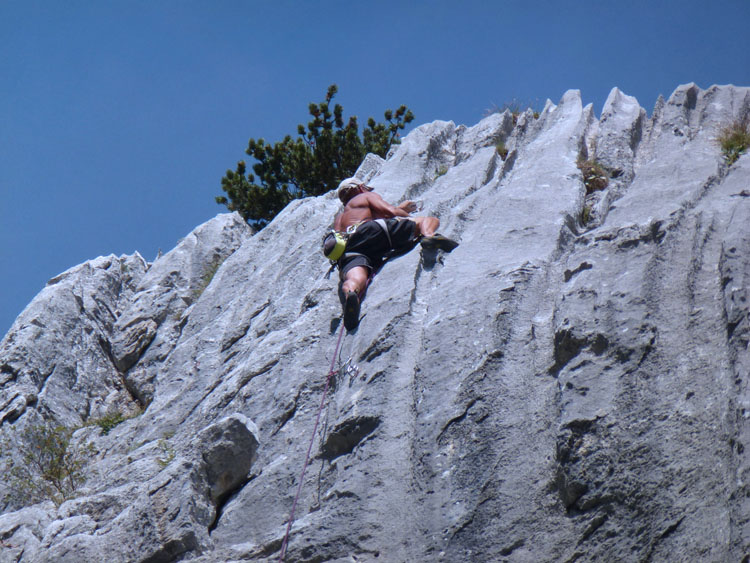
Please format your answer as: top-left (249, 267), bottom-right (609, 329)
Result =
top-left (278, 320), bottom-right (346, 561)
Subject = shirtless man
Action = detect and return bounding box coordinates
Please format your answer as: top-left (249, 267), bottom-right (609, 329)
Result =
top-left (332, 177), bottom-right (458, 330)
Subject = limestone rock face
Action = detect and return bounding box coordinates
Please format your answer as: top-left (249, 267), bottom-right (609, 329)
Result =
top-left (111, 212), bottom-right (253, 403)
top-left (2, 83), bottom-right (750, 562)
top-left (0, 252), bottom-right (149, 429)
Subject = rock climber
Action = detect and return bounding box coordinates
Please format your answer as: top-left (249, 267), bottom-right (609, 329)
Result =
top-left (328, 177), bottom-right (458, 331)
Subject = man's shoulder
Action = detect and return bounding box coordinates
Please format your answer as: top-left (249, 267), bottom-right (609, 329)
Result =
top-left (343, 193), bottom-right (372, 211)
top-left (362, 191), bottom-right (385, 202)
top-left (350, 192), bottom-right (375, 204)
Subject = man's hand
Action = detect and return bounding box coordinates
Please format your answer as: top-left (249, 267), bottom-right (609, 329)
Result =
top-left (398, 200), bottom-right (418, 214)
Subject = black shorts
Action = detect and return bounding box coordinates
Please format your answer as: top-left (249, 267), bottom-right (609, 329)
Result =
top-left (340, 219), bottom-right (418, 276)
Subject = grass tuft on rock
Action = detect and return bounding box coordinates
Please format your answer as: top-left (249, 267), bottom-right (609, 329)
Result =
top-left (89, 407), bottom-right (143, 435)
top-left (496, 140), bottom-right (509, 161)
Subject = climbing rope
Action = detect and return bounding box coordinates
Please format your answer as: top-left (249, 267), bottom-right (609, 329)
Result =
top-left (278, 319), bottom-right (347, 561)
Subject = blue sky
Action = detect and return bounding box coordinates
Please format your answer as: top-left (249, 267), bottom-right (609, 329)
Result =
top-left (2, 0), bottom-right (749, 336)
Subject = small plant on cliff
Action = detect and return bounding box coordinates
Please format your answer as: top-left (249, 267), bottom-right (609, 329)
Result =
top-left (485, 98), bottom-right (541, 124)
top-left (581, 204), bottom-right (593, 226)
top-left (0, 422), bottom-right (94, 506)
top-left (217, 84), bottom-right (414, 230)
top-left (156, 434), bottom-right (176, 468)
top-left (88, 407), bottom-right (143, 436)
top-left (193, 256), bottom-right (225, 300)
top-left (92, 410), bottom-right (127, 435)
top-left (718, 117), bottom-right (750, 166)
top-left (496, 140), bottom-right (509, 161)
top-left (578, 159), bottom-right (610, 194)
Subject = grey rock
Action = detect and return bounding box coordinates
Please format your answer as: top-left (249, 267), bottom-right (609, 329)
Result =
top-left (39, 514), bottom-right (97, 548)
top-left (195, 414), bottom-right (260, 505)
top-left (1, 84), bottom-right (750, 561)
top-left (26, 411), bottom-right (259, 563)
top-left (111, 212), bottom-right (252, 403)
top-left (354, 153), bottom-right (386, 184)
top-left (0, 252), bottom-right (149, 432)
top-left (0, 503), bottom-right (55, 563)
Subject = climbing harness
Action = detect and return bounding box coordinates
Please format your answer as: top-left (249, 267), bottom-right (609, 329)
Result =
top-left (322, 219), bottom-right (398, 265)
top-left (373, 218), bottom-right (393, 247)
top-left (278, 319), bottom-right (347, 562)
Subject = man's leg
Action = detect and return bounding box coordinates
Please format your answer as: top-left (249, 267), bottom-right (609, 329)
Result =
top-left (341, 266), bottom-right (369, 296)
top-left (412, 216), bottom-right (440, 237)
top-left (412, 217), bottom-right (459, 252)
top-left (341, 265), bottom-right (369, 330)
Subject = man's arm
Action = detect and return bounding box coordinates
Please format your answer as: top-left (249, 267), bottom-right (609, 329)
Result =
top-left (365, 192), bottom-right (410, 219)
top-left (398, 200), bottom-right (418, 213)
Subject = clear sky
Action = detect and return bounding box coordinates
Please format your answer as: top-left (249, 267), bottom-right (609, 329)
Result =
top-left (2, 0), bottom-right (749, 336)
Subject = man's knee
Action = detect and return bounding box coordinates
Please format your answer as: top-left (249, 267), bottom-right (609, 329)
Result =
top-left (342, 267), bottom-right (368, 293)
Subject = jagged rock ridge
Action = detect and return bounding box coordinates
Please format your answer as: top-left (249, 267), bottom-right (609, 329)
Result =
top-left (1, 83), bottom-right (749, 562)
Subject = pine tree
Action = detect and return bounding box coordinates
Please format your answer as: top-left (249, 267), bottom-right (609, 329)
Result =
top-left (216, 85), bottom-right (414, 229)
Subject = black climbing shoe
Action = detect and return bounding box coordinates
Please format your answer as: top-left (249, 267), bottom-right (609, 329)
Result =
top-left (420, 233), bottom-right (459, 253)
top-left (343, 291), bottom-right (361, 331)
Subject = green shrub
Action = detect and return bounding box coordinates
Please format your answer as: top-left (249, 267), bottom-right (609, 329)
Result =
top-left (718, 117), bottom-right (750, 166)
top-left (217, 84), bottom-right (414, 229)
top-left (0, 423), bottom-right (94, 506)
top-left (578, 159), bottom-right (609, 194)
